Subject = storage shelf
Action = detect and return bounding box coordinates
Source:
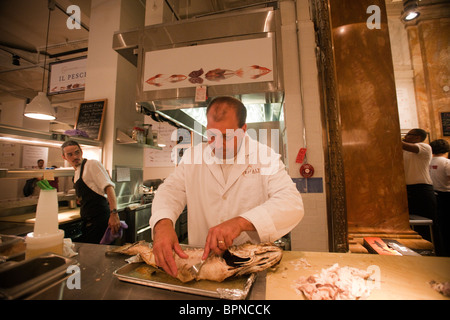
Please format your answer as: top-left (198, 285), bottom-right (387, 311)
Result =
top-left (116, 140), bottom-right (162, 150)
top-left (0, 124), bottom-right (102, 148)
top-left (115, 129), bottom-right (162, 150)
top-left (0, 168), bottom-right (75, 179)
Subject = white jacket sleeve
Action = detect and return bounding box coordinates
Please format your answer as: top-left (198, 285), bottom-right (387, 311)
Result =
top-left (240, 159), bottom-right (304, 242)
top-left (149, 161), bottom-right (187, 234)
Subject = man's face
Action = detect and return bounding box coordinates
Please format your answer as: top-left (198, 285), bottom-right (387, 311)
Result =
top-left (206, 105), bottom-right (246, 160)
top-left (62, 145), bottom-right (83, 168)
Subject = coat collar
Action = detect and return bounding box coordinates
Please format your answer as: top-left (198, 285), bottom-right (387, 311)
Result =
top-left (203, 134), bottom-right (257, 192)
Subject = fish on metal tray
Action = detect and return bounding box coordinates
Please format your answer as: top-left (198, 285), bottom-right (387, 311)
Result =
top-left (113, 241), bottom-right (282, 283)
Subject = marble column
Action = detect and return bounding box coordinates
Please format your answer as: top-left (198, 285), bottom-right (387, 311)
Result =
top-left (314, 0), bottom-right (427, 252)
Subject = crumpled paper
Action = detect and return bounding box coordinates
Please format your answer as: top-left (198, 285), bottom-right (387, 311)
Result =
top-left (63, 238), bottom-right (78, 257)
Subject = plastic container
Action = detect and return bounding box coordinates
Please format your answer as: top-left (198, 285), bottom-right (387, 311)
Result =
top-left (25, 230), bottom-right (64, 260)
top-left (25, 188), bottom-right (64, 260)
top-left (34, 189), bottom-right (59, 236)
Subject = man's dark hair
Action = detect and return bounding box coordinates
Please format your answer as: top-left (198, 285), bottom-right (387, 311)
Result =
top-left (206, 96), bottom-right (247, 128)
top-left (61, 140), bottom-right (81, 155)
top-left (412, 128), bottom-right (428, 142)
top-left (430, 139), bottom-right (450, 155)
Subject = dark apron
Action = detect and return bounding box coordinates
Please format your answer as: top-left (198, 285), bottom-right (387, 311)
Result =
top-left (74, 159), bottom-right (110, 243)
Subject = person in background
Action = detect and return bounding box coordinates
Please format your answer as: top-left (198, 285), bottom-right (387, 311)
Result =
top-left (37, 159), bottom-right (44, 169)
top-left (429, 139), bottom-right (450, 256)
top-left (61, 140), bottom-right (120, 243)
top-left (150, 96), bottom-right (304, 277)
top-left (402, 128), bottom-right (440, 254)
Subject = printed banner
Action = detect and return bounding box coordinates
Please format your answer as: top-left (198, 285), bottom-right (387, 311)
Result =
top-left (48, 57), bottom-right (86, 95)
top-left (143, 37), bottom-right (274, 91)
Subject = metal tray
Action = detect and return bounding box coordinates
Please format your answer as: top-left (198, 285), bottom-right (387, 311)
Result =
top-left (0, 234), bottom-right (26, 263)
top-left (0, 253), bottom-right (77, 300)
top-left (113, 262), bottom-right (256, 300)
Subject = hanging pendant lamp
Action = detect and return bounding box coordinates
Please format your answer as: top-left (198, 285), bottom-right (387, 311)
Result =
top-left (24, 2), bottom-right (55, 121)
top-left (24, 92), bottom-right (56, 120)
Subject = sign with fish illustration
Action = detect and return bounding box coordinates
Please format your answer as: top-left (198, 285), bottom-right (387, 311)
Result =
top-left (143, 37), bottom-right (274, 91)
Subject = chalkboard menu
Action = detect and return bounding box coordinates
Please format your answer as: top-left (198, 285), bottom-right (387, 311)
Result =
top-left (441, 112), bottom-right (450, 137)
top-left (75, 99), bottom-right (106, 140)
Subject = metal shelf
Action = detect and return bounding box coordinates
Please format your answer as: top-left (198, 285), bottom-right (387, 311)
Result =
top-left (0, 124), bottom-right (102, 148)
top-left (0, 168), bottom-right (75, 179)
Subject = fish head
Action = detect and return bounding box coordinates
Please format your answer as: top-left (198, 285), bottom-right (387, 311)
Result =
top-left (223, 242), bottom-right (282, 270)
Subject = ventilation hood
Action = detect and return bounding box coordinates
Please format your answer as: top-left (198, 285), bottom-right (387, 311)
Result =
top-left (113, 8), bottom-right (284, 135)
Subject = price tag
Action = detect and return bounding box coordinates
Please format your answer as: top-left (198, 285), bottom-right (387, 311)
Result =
top-left (195, 86), bottom-right (207, 102)
top-left (296, 148), bottom-right (307, 163)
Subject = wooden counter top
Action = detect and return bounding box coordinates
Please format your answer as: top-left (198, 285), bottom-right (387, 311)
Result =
top-left (266, 251), bottom-right (450, 300)
top-left (0, 207), bottom-right (80, 225)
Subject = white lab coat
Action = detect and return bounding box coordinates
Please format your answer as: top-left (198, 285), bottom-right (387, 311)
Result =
top-left (150, 134), bottom-right (304, 246)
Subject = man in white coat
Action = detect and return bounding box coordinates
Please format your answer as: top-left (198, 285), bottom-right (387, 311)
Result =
top-left (150, 96), bottom-right (304, 277)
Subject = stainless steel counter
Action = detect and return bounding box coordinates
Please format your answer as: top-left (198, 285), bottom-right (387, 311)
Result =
top-left (32, 242), bottom-right (266, 300)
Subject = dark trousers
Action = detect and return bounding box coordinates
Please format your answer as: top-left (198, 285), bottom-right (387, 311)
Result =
top-left (77, 214), bottom-right (109, 244)
top-left (406, 184), bottom-right (443, 255)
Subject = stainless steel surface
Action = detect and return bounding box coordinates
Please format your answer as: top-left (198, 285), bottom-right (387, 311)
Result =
top-left (114, 262), bottom-right (256, 300)
top-left (0, 234), bottom-right (25, 262)
top-left (68, 199), bottom-right (77, 209)
top-left (0, 253), bottom-right (76, 300)
top-left (31, 242), bottom-right (266, 300)
top-left (118, 204), bottom-right (153, 244)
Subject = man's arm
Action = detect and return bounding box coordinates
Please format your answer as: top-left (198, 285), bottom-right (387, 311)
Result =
top-left (105, 185), bottom-right (120, 234)
top-left (150, 154), bottom-right (189, 277)
top-left (402, 141), bottom-right (420, 153)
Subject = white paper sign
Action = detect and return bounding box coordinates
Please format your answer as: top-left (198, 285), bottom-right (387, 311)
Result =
top-left (143, 38), bottom-right (274, 92)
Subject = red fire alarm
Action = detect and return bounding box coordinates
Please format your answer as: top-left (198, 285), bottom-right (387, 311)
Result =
top-left (300, 163), bottom-right (314, 178)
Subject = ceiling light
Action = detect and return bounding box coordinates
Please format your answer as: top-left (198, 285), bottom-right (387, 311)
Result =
top-left (24, 92), bottom-right (56, 120)
top-left (24, 2), bottom-right (55, 120)
top-left (401, 0), bottom-right (420, 22)
top-left (404, 11), bottom-right (419, 21)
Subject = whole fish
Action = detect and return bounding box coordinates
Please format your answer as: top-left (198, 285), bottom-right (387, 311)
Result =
top-left (235, 65), bottom-right (272, 79)
top-left (114, 241), bottom-right (282, 283)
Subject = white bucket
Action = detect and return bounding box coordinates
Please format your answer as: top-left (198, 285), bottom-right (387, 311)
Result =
top-left (25, 229), bottom-right (64, 259)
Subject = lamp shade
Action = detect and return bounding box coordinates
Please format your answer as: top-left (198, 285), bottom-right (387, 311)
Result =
top-left (24, 92), bottom-right (56, 120)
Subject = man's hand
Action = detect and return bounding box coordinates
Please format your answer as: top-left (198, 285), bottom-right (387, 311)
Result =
top-left (108, 212), bottom-right (121, 234)
top-left (152, 219), bottom-right (188, 277)
top-left (202, 217), bottom-right (255, 260)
